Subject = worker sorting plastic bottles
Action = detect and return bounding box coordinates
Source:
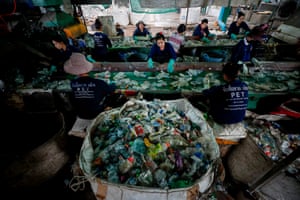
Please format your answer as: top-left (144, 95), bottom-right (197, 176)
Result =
top-left (203, 62), bottom-right (248, 124)
top-left (147, 32), bottom-right (177, 73)
top-left (202, 62), bottom-right (249, 157)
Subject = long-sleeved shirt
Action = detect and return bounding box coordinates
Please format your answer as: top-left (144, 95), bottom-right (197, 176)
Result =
top-left (203, 79), bottom-right (248, 124)
top-left (168, 32), bottom-right (185, 53)
top-left (92, 31), bottom-right (112, 59)
top-left (227, 21), bottom-right (250, 36)
top-left (192, 24), bottom-right (210, 39)
top-left (148, 42), bottom-right (177, 64)
top-left (133, 28), bottom-right (151, 37)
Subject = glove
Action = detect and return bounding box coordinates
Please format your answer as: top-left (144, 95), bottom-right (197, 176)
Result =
top-left (230, 33), bottom-right (237, 40)
top-left (50, 65), bottom-right (57, 73)
top-left (208, 33), bottom-right (216, 38)
top-left (202, 37), bottom-right (210, 43)
top-left (167, 59), bottom-right (175, 73)
top-left (86, 55), bottom-right (96, 63)
top-left (147, 58), bottom-right (154, 69)
top-left (245, 31), bottom-right (250, 36)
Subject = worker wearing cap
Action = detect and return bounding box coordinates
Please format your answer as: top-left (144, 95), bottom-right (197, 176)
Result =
top-left (133, 20), bottom-right (152, 38)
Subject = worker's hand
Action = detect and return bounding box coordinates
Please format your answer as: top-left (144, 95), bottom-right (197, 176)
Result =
top-left (147, 58), bottom-right (154, 69)
top-left (50, 65), bottom-right (57, 74)
top-left (86, 55), bottom-right (96, 63)
top-left (167, 59), bottom-right (175, 73)
top-left (202, 37), bottom-right (210, 43)
top-left (230, 33), bottom-right (237, 40)
top-left (104, 106), bottom-right (112, 111)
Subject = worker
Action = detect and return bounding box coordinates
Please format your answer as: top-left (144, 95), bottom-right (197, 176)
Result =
top-left (133, 20), bottom-right (152, 39)
top-left (64, 52), bottom-right (116, 137)
top-left (147, 32), bottom-right (177, 73)
top-left (227, 11), bottom-right (250, 40)
top-left (168, 24), bottom-right (186, 61)
top-left (192, 18), bottom-right (215, 43)
top-left (202, 62), bottom-right (248, 157)
top-left (202, 62), bottom-right (248, 124)
top-left (115, 22), bottom-right (124, 37)
top-left (230, 31), bottom-right (254, 64)
top-left (91, 19), bottom-right (112, 61)
top-left (51, 32), bottom-right (81, 67)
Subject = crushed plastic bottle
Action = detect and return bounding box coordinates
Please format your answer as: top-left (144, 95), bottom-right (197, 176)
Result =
top-left (119, 156), bottom-right (134, 174)
top-left (154, 169), bottom-right (168, 189)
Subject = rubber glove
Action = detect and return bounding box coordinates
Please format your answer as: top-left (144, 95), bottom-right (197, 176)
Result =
top-left (147, 58), bottom-right (154, 69)
top-left (167, 59), bottom-right (175, 73)
top-left (230, 33), bottom-right (237, 40)
top-left (202, 37), bottom-right (210, 43)
top-left (208, 33), bottom-right (216, 38)
top-left (86, 55), bottom-right (96, 63)
top-left (50, 65), bottom-right (57, 73)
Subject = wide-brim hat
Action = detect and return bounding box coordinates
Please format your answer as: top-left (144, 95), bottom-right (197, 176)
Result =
top-left (64, 53), bottom-right (93, 75)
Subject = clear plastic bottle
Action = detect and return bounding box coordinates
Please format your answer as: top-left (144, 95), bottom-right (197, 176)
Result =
top-left (118, 156), bottom-right (134, 174)
top-left (137, 169), bottom-right (153, 186)
top-left (154, 169), bottom-right (168, 189)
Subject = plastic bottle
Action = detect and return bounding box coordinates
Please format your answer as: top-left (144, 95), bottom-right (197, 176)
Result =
top-left (131, 137), bottom-right (146, 154)
top-left (194, 143), bottom-right (204, 159)
top-left (154, 169), bottom-right (168, 189)
top-left (137, 169), bottom-right (153, 186)
top-left (119, 156), bottom-right (134, 174)
top-left (203, 74), bottom-right (211, 89)
top-left (107, 165), bottom-right (119, 183)
top-left (142, 155), bottom-right (158, 172)
top-left (148, 142), bottom-right (171, 159)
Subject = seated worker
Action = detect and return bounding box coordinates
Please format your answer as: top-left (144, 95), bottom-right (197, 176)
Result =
top-left (168, 24), bottom-right (186, 61)
top-left (147, 32), bottom-right (177, 73)
top-left (203, 62), bottom-right (248, 125)
top-left (192, 18), bottom-right (215, 43)
top-left (133, 20), bottom-right (151, 39)
top-left (91, 19), bottom-right (112, 61)
top-left (115, 22), bottom-right (124, 37)
top-left (230, 31), bottom-right (254, 64)
top-left (227, 11), bottom-right (250, 40)
top-left (64, 52), bottom-right (116, 137)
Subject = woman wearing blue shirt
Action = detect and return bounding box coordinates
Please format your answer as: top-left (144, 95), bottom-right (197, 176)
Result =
top-left (91, 19), bottom-right (112, 61)
top-left (133, 20), bottom-right (151, 38)
top-left (147, 32), bottom-right (177, 73)
top-left (227, 11), bottom-right (250, 40)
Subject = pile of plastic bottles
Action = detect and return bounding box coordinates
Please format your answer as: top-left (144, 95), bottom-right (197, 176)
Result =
top-left (90, 100), bottom-right (214, 189)
top-left (245, 116), bottom-right (300, 162)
